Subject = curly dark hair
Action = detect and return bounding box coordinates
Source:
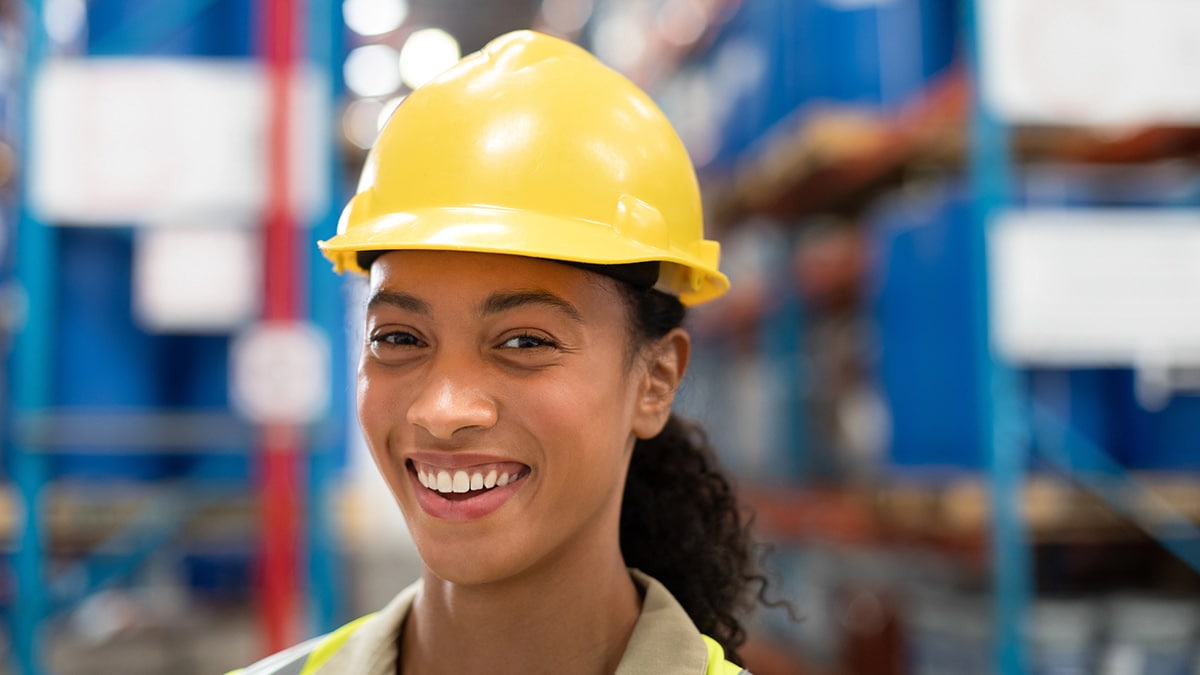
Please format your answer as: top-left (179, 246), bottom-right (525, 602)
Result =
top-left (614, 281), bottom-right (772, 666)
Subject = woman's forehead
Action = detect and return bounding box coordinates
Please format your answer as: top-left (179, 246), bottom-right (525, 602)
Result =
top-left (366, 250), bottom-right (625, 314)
top-left (370, 249), bottom-right (593, 285)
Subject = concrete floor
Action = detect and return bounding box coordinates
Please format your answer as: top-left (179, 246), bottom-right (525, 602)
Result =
top-left (5, 455), bottom-right (426, 674)
top-left (44, 606), bottom-right (258, 675)
top-left (13, 547), bottom-right (425, 675)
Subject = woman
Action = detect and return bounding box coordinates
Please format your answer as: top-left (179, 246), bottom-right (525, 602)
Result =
top-left (234, 30), bottom-right (762, 675)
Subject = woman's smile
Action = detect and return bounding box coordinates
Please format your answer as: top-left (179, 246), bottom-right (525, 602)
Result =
top-left (405, 456), bottom-right (532, 520)
top-left (411, 460), bottom-right (530, 495)
top-left (408, 460), bottom-right (532, 520)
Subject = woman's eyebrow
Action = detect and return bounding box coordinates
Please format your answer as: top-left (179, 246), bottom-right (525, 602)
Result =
top-left (367, 289), bottom-right (431, 315)
top-left (479, 290), bottom-right (584, 323)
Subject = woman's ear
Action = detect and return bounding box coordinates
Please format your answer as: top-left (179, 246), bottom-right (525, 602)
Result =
top-left (632, 328), bottom-right (691, 439)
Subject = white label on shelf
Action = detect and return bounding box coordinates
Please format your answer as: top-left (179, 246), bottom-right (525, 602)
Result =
top-left (31, 58), bottom-right (330, 226)
top-left (980, 0), bottom-right (1200, 126)
top-left (230, 322), bottom-right (331, 425)
top-left (989, 209), bottom-right (1200, 368)
top-left (133, 226), bottom-right (259, 334)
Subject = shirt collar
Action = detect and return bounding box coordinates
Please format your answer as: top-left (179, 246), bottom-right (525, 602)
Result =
top-left (315, 569), bottom-right (710, 675)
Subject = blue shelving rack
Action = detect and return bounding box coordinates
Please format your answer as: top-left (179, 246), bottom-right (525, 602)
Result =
top-left (961, 0), bottom-right (1029, 672)
top-left (11, 4), bottom-right (54, 672)
top-left (6, 2), bottom-right (347, 673)
top-left (650, 0), bottom-right (1200, 672)
top-left (963, 2), bottom-right (1200, 673)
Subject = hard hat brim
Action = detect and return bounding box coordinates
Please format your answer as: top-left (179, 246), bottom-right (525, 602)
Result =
top-left (319, 205), bottom-right (729, 306)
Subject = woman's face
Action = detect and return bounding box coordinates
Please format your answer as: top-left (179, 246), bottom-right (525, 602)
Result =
top-left (358, 250), bottom-right (676, 585)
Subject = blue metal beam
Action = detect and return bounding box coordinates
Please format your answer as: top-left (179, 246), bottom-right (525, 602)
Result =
top-left (306, 0), bottom-right (345, 635)
top-left (757, 235), bottom-right (806, 481)
top-left (962, 1), bottom-right (1029, 673)
top-left (89, 0), bottom-right (225, 56)
top-left (11, 1), bottom-right (54, 672)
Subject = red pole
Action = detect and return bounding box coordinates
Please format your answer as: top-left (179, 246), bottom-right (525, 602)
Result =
top-left (260, 0), bottom-right (304, 653)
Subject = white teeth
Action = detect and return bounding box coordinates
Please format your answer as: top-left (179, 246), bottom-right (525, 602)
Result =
top-left (418, 465), bottom-right (522, 494)
top-left (452, 471), bottom-right (470, 493)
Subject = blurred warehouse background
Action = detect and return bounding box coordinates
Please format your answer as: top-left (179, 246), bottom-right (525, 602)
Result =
top-left (1, 0), bottom-right (1199, 673)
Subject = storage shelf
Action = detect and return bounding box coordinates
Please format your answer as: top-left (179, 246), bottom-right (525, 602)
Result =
top-left (672, 3), bottom-right (1200, 674)
top-left (0, 485), bottom-right (255, 552)
top-left (745, 475), bottom-right (1200, 554)
top-left (709, 66), bottom-right (1200, 230)
top-left (6, 4), bottom-right (348, 671)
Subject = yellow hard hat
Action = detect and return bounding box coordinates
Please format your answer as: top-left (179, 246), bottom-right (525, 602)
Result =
top-left (319, 30), bottom-right (728, 306)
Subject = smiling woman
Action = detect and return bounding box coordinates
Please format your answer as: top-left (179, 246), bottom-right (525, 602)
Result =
top-left (229, 29), bottom-right (762, 675)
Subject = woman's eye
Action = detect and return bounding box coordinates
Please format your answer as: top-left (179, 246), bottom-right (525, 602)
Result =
top-left (371, 331), bottom-right (423, 348)
top-left (501, 334), bottom-right (557, 350)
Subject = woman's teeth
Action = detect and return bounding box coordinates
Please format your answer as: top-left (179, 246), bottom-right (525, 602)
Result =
top-left (418, 468), bottom-right (514, 494)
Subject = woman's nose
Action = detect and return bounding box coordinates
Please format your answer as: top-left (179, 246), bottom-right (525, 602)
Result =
top-left (405, 370), bottom-right (498, 440)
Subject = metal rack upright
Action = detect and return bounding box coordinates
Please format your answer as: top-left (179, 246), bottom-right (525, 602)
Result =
top-left (7, 1), bottom-right (347, 672)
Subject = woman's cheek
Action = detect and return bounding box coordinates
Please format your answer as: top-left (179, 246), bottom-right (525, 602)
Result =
top-left (356, 373), bottom-right (395, 457)
top-left (355, 377), bottom-right (377, 439)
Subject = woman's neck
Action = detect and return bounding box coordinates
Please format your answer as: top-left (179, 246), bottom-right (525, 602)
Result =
top-left (399, 550), bottom-right (641, 675)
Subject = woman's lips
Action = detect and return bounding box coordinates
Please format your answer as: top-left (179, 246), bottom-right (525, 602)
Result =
top-left (407, 459), bottom-right (530, 520)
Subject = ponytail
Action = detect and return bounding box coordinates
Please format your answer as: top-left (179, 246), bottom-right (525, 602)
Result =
top-left (614, 281), bottom-right (772, 665)
top-left (621, 415), bottom-right (760, 664)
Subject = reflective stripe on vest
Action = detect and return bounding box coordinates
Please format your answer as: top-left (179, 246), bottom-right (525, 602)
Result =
top-left (701, 635), bottom-right (749, 675)
top-left (299, 614), bottom-right (375, 674)
top-left (230, 616), bottom-right (749, 674)
top-left (223, 636), bottom-right (319, 675)
top-left (225, 614), bottom-right (374, 675)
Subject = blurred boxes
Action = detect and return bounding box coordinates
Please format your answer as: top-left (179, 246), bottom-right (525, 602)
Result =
top-left (868, 180), bottom-right (1200, 472)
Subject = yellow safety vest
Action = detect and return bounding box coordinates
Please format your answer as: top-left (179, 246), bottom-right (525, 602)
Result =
top-left (228, 617), bottom-right (748, 675)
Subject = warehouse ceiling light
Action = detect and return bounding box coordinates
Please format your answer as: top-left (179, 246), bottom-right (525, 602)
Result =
top-left (44, 0), bottom-right (87, 44)
top-left (343, 0), bottom-right (409, 37)
top-left (343, 98), bottom-right (386, 149)
top-left (344, 44), bottom-right (404, 97)
top-left (657, 0), bottom-right (707, 47)
top-left (398, 28), bottom-right (461, 89)
top-left (592, 10), bottom-right (647, 73)
top-left (540, 0), bottom-right (594, 35)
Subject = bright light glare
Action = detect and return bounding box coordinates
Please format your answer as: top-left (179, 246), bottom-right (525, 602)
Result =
top-left (593, 12), bottom-right (647, 73)
top-left (541, 0), bottom-right (594, 34)
top-left (45, 0), bottom-right (87, 44)
top-left (657, 0), bottom-right (707, 47)
top-left (342, 98), bottom-right (385, 149)
top-left (398, 28), bottom-right (461, 89)
top-left (343, 0), bottom-right (408, 37)
top-left (344, 44), bottom-right (403, 97)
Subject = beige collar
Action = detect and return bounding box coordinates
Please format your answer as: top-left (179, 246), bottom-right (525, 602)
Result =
top-left (314, 569), bottom-right (710, 674)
